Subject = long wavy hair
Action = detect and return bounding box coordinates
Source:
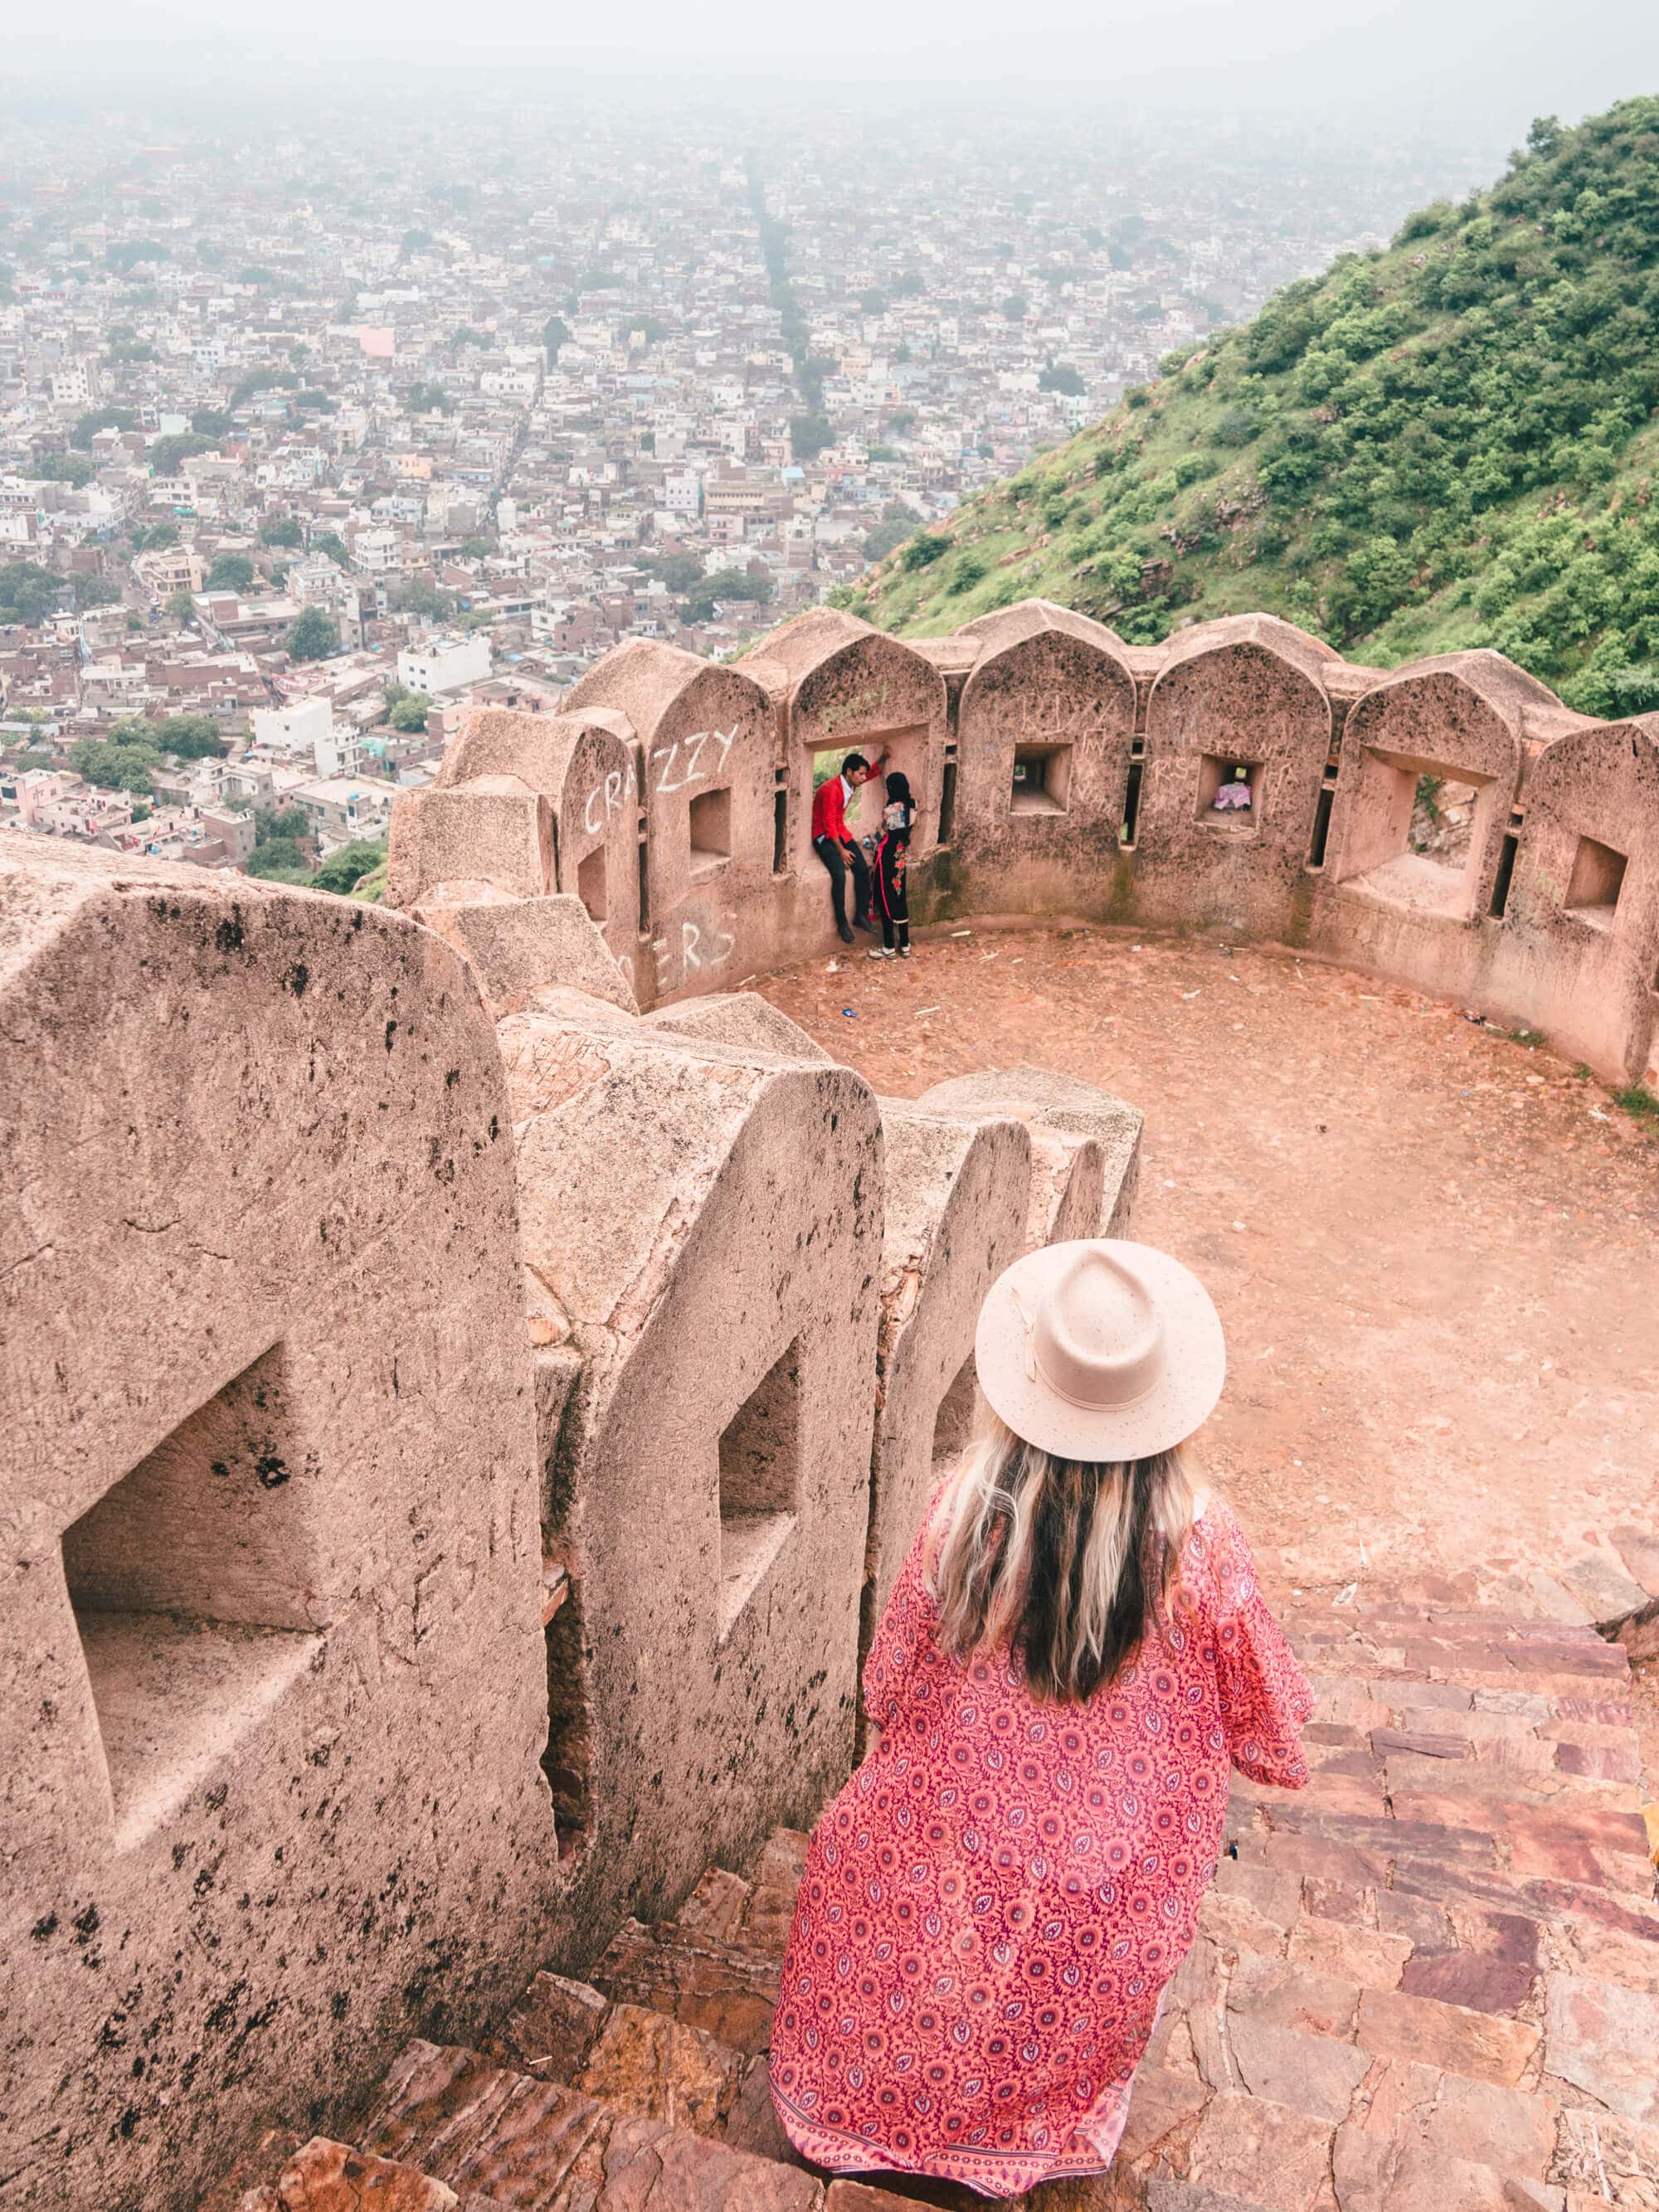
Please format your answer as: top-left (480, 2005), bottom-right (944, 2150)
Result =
top-left (927, 1415), bottom-right (1196, 1703)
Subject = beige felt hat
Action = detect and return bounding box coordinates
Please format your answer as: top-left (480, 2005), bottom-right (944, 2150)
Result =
top-left (975, 1238), bottom-right (1225, 1462)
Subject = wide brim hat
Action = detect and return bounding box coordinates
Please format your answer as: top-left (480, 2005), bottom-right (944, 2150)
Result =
top-left (975, 1237), bottom-right (1225, 1462)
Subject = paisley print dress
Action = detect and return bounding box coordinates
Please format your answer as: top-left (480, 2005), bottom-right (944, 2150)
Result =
top-left (770, 1496), bottom-right (1312, 2196)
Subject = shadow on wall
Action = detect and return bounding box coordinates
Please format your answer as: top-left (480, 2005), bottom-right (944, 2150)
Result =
top-left (390, 607), bottom-right (1659, 1087)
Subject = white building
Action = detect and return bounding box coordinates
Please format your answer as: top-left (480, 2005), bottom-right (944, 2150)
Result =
top-left (251, 695), bottom-right (334, 757)
top-left (397, 633), bottom-right (491, 696)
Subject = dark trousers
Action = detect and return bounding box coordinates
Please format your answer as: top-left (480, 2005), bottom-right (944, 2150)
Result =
top-left (875, 833), bottom-right (910, 950)
top-left (814, 835), bottom-right (871, 931)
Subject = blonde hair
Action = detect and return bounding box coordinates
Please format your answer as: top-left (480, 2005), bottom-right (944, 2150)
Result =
top-left (928, 1414), bottom-right (1196, 1702)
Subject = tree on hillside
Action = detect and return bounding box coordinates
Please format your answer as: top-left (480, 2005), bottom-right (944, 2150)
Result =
top-left (790, 412), bottom-right (834, 459)
top-left (70, 574), bottom-right (121, 610)
top-left (1039, 362), bottom-right (1086, 396)
top-left (205, 553), bottom-right (255, 594)
top-left (284, 607), bottom-right (340, 662)
top-left (312, 532), bottom-right (349, 567)
top-left (151, 433), bottom-right (215, 477)
top-left (34, 454), bottom-right (97, 487)
top-left (309, 838), bottom-right (387, 894)
top-left (542, 314), bottom-right (572, 359)
top-left (70, 726), bottom-right (159, 794)
top-left (130, 522), bottom-right (180, 552)
top-left (388, 694), bottom-right (432, 732)
top-left (389, 576), bottom-right (456, 620)
top-left (71, 408), bottom-right (138, 449)
top-left (0, 562), bottom-right (64, 626)
top-left (260, 518), bottom-right (304, 548)
top-left (192, 408), bottom-right (233, 437)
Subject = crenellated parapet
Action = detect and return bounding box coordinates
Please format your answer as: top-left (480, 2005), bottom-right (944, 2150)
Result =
top-left (0, 825), bottom-right (1140, 2212)
top-left (388, 605), bottom-right (1659, 1086)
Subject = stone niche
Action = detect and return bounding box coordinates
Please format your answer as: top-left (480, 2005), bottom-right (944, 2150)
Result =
top-left (494, 999), bottom-right (885, 1956)
top-left (742, 606), bottom-right (949, 955)
top-left (393, 706), bottom-right (642, 985)
top-left (0, 833), bottom-right (550, 2212)
top-left (1132, 615), bottom-right (1335, 936)
top-left (564, 638), bottom-right (779, 1006)
top-left (1485, 717), bottom-right (1659, 1082)
top-left (949, 600), bottom-right (1138, 919)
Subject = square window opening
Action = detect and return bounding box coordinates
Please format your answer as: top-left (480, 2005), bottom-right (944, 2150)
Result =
top-left (577, 844), bottom-right (608, 923)
top-left (1566, 834), bottom-right (1627, 930)
top-left (1010, 745), bottom-right (1073, 817)
top-left (1197, 755), bottom-right (1261, 832)
top-left (718, 1339), bottom-right (802, 1639)
top-left (688, 785), bottom-right (732, 878)
top-left (60, 1343), bottom-right (322, 1849)
top-left (1338, 751), bottom-right (1492, 922)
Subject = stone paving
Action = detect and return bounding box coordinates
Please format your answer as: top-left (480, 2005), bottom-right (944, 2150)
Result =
top-left (224, 1602), bottom-right (1659, 2212)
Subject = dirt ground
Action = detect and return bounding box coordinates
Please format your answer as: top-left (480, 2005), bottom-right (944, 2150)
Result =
top-left (755, 923), bottom-right (1659, 1621)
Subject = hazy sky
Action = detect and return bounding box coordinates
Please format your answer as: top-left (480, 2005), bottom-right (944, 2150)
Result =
top-left (7, 0), bottom-right (1657, 129)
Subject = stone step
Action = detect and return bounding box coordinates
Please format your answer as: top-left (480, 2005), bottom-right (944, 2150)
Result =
top-left (233, 2133), bottom-right (513, 2210)
top-left (493, 1964), bottom-right (806, 2172)
top-left (590, 1916), bottom-right (783, 2054)
top-left (360, 2039), bottom-right (822, 2210)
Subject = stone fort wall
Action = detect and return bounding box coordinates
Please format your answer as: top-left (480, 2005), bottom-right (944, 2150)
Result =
top-left (0, 828), bottom-right (1139, 2211)
top-left (390, 603), bottom-right (1659, 1088)
top-left (5, 592), bottom-right (1657, 2207)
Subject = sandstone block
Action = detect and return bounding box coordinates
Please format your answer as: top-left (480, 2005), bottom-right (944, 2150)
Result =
top-left (1544, 1974), bottom-right (1659, 2125)
top-left (236, 2137), bottom-right (463, 2210)
top-left (1355, 1989), bottom-right (1540, 2086)
top-left (492, 1972), bottom-right (610, 2081)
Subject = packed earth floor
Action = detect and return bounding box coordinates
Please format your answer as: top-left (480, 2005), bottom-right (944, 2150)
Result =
top-left (755, 923), bottom-right (1659, 1787)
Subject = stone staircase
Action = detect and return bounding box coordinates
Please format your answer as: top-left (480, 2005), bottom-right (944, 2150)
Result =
top-left (225, 1605), bottom-right (1659, 2212)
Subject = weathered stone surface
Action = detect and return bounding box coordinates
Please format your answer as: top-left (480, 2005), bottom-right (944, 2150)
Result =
top-left (574, 2002), bottom-right (746, 2137)
top-left (1544, 1975), bottom-right (1659, 2125)
top-left (596, 2112), bottom-right (823, 2211)
top-left (1286, 1916), bottom-right (1412, 1991)
top-left (1355, 1989), bottom-right (1540, 2086)
top-left (412, 892), bottom-right (640, 1017)
top-left (498, 1006), bottom-right (883, 1959)
top-left (236, 2136), bottom-right (463, 2210)
top-left (860, 1101), bottom-right (1030, 1667)
top-left (741, 1829), bottom-right (811, 1956)
top-left (492, 1973), bottom-right (610, 2082)
top-left (362, 2041), bottom-right (612, 2206)
top-left (1185, 2090), bottom-right (1335, 2210)
top-left (591, 1923), bottom-right (781, 2055)
top-left (0, 841), bottom-right (548, 2212)
top-left (1227, 2015), bottom-right (1370, 2122)
top-left (675, 1868), bottom-right (753, 1942)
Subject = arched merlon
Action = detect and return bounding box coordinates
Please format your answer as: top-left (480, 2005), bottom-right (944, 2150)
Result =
top-left (1486, 716), bottom-right (1659, 1084)
top-left (948, 604), bottom-right (1137, 920)
top-left (494, 1006), bottom-right (884, 1952)
top-left (1135, 617), bottom-right (1334, 936)
top-left (0, 831), bottom-right (548, 2212)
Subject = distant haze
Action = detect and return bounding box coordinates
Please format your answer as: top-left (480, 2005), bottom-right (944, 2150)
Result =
top-left (7, 0), bottom-right (1657, 134)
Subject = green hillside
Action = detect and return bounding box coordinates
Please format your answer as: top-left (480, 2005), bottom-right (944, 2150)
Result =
top-left (850, 98), bottom-right (1659, 718)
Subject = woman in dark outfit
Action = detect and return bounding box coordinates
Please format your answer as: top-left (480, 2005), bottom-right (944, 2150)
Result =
top-left (868, 769), bottom-right (914, 960)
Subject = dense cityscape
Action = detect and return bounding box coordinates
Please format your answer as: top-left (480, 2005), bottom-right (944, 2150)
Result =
top-left (0, 84), bottom-right (1499, 886)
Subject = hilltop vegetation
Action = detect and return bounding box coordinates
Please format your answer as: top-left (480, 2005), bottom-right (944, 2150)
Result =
top-left (852, 99), bottom-right (1659, 718)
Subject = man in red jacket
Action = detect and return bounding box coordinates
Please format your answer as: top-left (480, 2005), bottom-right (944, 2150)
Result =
top-left (811, 749), bottom-right (885, 943)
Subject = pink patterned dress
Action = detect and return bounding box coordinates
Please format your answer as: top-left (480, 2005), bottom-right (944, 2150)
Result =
top-left (770, 1495), bottom-right (1312, 2197)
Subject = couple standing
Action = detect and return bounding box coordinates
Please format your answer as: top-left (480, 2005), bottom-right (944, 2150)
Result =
top-left (810, 749), bottom-right (913, 960)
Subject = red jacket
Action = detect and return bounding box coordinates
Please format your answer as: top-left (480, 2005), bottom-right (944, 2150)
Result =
top-left (811, 773), bottom-right (854, 845)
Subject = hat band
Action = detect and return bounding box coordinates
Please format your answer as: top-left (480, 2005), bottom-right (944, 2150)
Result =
top-left (1029, 1333), bottom-right (1166, 1417)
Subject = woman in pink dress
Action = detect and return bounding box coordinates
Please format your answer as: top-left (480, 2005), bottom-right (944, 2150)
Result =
top-left (771, 1239), bottom-right (1312, 2199)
